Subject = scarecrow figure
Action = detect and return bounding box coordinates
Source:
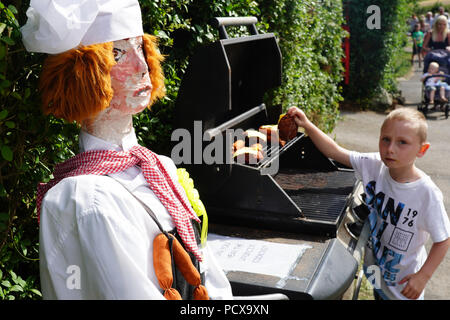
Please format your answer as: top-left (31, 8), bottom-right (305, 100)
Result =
top-left (21, 0), bottom-right (232, 300)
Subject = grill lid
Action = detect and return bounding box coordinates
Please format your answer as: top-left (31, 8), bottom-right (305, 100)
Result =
top-left (174, 17), bottom-right (282, 133)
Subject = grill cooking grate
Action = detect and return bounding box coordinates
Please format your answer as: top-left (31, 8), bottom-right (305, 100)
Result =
top-left (233, 134), bottom-right (300, 167)
top-left (274, 169), bottom-right (356, 223)
top-left (285, 192), bottom-right (350, 222)
top-left (274, 169), bottom-right (356, 192)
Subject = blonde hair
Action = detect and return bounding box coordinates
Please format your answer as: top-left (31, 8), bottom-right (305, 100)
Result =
top-left (383, 108), bottom-right (428, 143)
top-left (432, 15), bottom-right (449, 41)
top-left (39, 34), bottom-right (165, 123)
top-left (428, 61), bottom-right (439, 72)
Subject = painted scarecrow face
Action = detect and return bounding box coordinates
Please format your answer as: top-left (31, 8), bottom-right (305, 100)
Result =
top-left (109, 36), bottom-right (152, 114)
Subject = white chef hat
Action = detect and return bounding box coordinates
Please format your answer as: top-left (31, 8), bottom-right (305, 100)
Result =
top-left (20, 0), bottom-right (144, 54)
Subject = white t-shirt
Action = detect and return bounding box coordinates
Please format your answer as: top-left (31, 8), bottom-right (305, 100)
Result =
top-left (350, 151), bottom-right (450, 300)
top-left (39, 129), bottom-right (233, 300)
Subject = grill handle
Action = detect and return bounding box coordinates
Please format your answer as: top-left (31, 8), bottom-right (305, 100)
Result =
top-left (211, 17), bottom-right (259, 39)
top-left (204, 103), bottom-right (266, 140)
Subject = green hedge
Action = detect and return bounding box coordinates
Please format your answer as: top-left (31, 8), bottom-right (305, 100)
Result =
top-left (344, 0), bottom-right (410, 106)
top-left (0, 0), bottom-right (346, 299)
top-left (262, 0), bottom-right (346, 132)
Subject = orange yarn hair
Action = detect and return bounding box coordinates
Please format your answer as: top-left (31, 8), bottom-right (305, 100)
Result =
top-left (39, 42), bottom-right (115, 123)
top-left (39, 34), bottom-right (165, 123)
top-left (143, 34), bottom-right (166, 106)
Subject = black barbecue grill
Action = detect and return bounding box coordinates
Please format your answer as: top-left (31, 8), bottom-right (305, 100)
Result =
top-left (174, 17), bottom-right (357, 237)
top-left (173, 17), bottom-right (364, 299)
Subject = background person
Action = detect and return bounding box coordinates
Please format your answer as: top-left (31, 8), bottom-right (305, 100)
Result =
top-left (422, 15), bottom-right (450, 53)
top-left (408, 14), bottom-right (419, 35)
top-left (411, 23), bottom-right (424, 66)
top-left (425, 11), bottom-right (434, 28)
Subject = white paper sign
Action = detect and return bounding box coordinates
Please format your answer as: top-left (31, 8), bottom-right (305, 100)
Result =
top-left (208, 233), bottom-right (312, 279)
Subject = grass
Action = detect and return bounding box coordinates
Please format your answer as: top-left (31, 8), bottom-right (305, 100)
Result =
top-left (355, 259), bottom-right (375, 300)
top-left (394, 43), bottom-right (416, 79)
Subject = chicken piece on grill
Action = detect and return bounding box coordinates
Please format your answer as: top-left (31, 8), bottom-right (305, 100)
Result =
top-left (259, 124), bottom-right (279, 145)
top-left (233, 147), bottom-right (264, 164)
top-left (278, 114), bottom-right (298, 142)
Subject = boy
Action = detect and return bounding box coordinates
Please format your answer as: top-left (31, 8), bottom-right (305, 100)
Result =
top-left (411, 23), bottom-right (423, 66)
top-left (287, 106), bottom-right (450, 300)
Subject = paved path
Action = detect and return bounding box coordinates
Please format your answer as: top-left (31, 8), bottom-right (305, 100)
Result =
top-left (330, 60), bottom-right (450, 299)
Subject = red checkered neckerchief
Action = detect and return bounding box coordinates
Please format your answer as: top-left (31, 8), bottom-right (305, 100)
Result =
top-left (36, 145), bottom-right (202, 261)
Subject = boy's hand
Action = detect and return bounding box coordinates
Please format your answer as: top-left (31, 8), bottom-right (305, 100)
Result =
top-left (399, 238), bottom-right (450, 300)
top-left (398, 272), bottom-right (428, 300)
top-left (287, 106), bottom-right (310, 129)
top-left (287, 106), bottom-right (352, 168)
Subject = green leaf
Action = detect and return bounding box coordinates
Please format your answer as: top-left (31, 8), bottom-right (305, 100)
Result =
top-left (24, 88), bottom-right (31, 99)
top-left (7, 5), bottom-right (18, 15)
top-left (20, 243), bottom-right (27, 256)
top-left (0, 36), bottom-right (14, 46)
top-left (12, 274), bottom-right (26, 287)
top-left (29, 288), bottom-right (42, 297)
top-left (1, 280), bottom-right (11, 288)
top-left (0, 109), bottom-right (7, 120)
top-left (5, 121), bottom-right (15, 128)
top-left (10, 92), bottom-right (21, 100)
top-left (9, 271), bottom-right (17, 282)
top-left (1, 145), bottom-right (13, 161)
top-left (156, 30), bottom-right (169, 40)
top-left (10, 285), bottom-right (23, 292)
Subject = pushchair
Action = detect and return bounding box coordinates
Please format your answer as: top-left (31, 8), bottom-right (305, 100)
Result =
top-left (418, 49), bottom-right (450, 119)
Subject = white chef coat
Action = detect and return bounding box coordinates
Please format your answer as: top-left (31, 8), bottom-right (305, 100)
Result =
top-left (39, 128), bottom-right (233, 300)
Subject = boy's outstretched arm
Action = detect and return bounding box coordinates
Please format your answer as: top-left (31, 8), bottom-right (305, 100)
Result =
top-left (287, 107), bottom-right (352, 168)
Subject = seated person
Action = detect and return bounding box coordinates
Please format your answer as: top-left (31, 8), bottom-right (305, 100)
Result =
top-left (421, 62), bottom-right (449, 104)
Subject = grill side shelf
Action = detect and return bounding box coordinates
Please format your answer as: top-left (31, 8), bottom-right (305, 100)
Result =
top-left (305, 238), bottom-right (358, 299)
